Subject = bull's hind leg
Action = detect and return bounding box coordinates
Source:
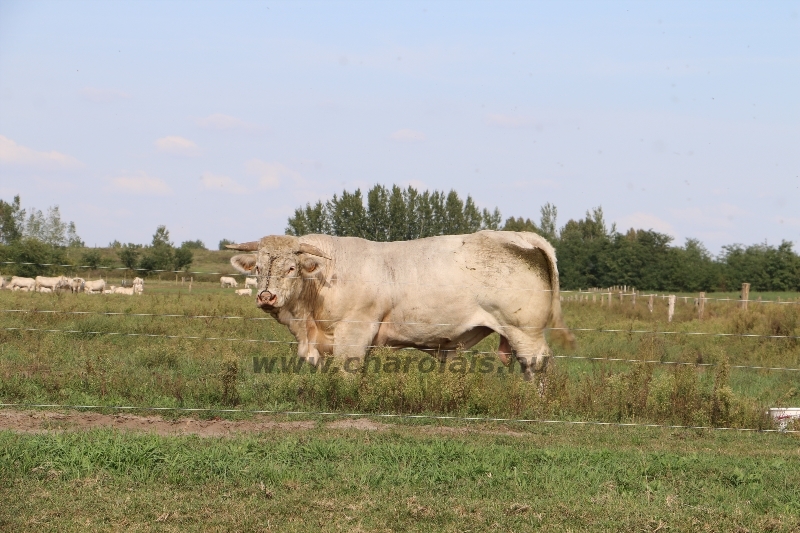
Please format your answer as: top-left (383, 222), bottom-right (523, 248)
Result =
top-left (502, 327), bottom-right (551, 382)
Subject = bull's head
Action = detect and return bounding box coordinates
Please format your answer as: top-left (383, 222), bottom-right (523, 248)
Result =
top-left (227, 236), bottom-right (330, 311)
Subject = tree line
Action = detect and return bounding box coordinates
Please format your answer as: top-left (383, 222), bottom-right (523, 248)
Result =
top-left (287, 184), bottom-right (502, 241)
top-left (0, 196), bottom-right (196, 277)
top-left (286, 185), bottom-right (800, 292)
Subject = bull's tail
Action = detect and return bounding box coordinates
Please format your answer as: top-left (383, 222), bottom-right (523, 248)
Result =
top-left (541, 243), bottom-right (576, 351)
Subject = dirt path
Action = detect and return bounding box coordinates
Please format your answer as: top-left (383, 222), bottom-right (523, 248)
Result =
top-left (0, 408), bottom-right (532, 438)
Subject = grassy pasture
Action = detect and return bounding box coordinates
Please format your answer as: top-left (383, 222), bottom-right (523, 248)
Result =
top-left (0, 281), bottom-right (798, 427)
top-left (1, 423), bottom-right (799, 532)
top-left (1, 281), bottom-right (799, 530)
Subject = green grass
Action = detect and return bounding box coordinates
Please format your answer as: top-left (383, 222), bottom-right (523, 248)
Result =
top-left (1, 284), bottom-right (799, 428)
top-left (2, 280), bottom-right (799, 530)
top-left (2, 424), bottom-right (800, 532)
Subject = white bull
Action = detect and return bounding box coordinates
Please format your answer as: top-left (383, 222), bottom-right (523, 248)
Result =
top-left (235, 288), bottom-right (253, 296)
top-left (228, 231), bottom-right (574, 380)
top-left (244, 277), bottom-right (258, 289)
top-left (84, 279), bottom-right (106, 294)
top-left (35, 276), bottom-right (69, 292)
top-left (220, 276), bottom-right (238, 288)
top-left (8, 276), bottom-right (36, 291)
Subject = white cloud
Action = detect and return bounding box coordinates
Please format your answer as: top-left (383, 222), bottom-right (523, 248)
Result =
top-left (195, 113), bottom-right (257, 131)
top-left (0, 135), bottom-right (83, 169)
top-left (80, 86), bottom-right (131, 103)
top-left (199, 172), bottom-right (247, 194)
top-left (616, 212), bottom-right (677, 237)
top-left (390, 129), bottom-right (426, 142)
top-left (155, 136), bottom-right (200, 156)
top-left (245, 159), bottom-right (302, 189)
top-left (486, 114), bottom-right (533, 128)
top-left (109, 173), bottom-right (172, 195)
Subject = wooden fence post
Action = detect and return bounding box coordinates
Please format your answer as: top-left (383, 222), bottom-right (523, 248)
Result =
top-left (632, 290), bottom-right (636, 307)
top-left (668, 295), bottom-right (676, 322)
top-left (698, 292), bottom-right (705, 320)
top-left (740, 283), bottom-right (750, 310)
top-left (648, 294), bottom-right (654, 313)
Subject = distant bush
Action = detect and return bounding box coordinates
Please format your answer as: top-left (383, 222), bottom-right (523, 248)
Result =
top-left (181, 240), bottom-right (206, 250)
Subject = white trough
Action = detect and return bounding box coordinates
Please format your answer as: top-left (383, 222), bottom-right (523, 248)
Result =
top-left (769, 408), bottom-right (800, 431)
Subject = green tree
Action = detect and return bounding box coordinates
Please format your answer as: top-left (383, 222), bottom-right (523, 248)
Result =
top-left (328, 189), bottom-right (367, 237)
top-left (139, 225), bottom-right (175, 274)
top-left (0, 195), bottom-right (25, 244)
top-left (539, 203), bottom-right (558, 242)
top-left (502, 217), bottom-right (539, 232)
top-left (174, 245), bottom-right (194, 271)
top-left (387, 185), bottom-right (408, 241)
top-left (181, 240), bottom-right (206, 250)
top-left (366, 185), bottom-right (390, 241)
top-left (81, 249), bottom-right (103, 269)
top-left (117, 244), bottom-right (141, 271)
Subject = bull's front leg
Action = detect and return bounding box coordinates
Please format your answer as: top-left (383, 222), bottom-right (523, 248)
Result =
top-left (331, 320), bottom-right (380, 372)
top-left (277, 311), bottom-right (324, 366)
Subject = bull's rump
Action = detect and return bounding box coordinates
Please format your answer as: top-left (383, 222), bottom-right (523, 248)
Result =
top-left (305, 231), bottom-right (556, 350)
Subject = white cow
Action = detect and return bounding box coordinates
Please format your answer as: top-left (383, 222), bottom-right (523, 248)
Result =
top-left (132, 277), bottom-right (144, 287)
top-left (84, 279), bottom-right (106, 294)
top-left (244, 277), bottom-right (258, 289)
top-left (235, 288), bottom-right (253, 296)
top-left (35, 276), bottom-right (69, 292)
top-left (112, 286), bottom-right (136, 295)
top-left (8, 277), bottom-right (36, 291)
top-left (39, 287), bottom-right (53, 293)
top-left (70, 277), bottom-right (85, 293)
top-left (220, 276), bottom-right (238, 288)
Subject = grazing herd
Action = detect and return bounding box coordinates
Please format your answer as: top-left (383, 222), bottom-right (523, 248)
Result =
top-left (0, 275), bottom-right (144, 295)
top-left (1, 272), bottom-right (251, 298)
top-left (221, 275), bottom-right (255, 295)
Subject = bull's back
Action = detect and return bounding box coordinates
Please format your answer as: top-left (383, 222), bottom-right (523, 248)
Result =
top-left (304, 232), bottom-right (553, 327)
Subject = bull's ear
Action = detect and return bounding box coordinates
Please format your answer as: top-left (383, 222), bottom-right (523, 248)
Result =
top-left (299, 255), bottom-right (324, 274)
top-left (230, 254), bottom-right (257, 273)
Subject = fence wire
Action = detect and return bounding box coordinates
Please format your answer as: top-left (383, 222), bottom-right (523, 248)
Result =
top-left (3, 325), bottom-right (798, 372)
top-left (3, 307), bottom-right (800, 341)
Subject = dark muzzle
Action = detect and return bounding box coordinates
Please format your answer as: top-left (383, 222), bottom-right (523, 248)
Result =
top-left (257, 290), bottom-right (278, 307)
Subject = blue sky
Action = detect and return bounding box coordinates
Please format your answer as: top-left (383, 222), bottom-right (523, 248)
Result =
top-left (1, 0), bottom-right (798, 252)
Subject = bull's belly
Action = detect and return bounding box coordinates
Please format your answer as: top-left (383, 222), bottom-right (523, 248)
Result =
top-left (376, 325), bottom-right (494, 352)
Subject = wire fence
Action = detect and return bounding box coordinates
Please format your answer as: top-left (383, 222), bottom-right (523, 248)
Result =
top-left (0, 402), bottom-right (794, 434)
top-left (2, 307), bottom-right (800, 341)
top-left (3, 325), bottom-right (799, 373)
